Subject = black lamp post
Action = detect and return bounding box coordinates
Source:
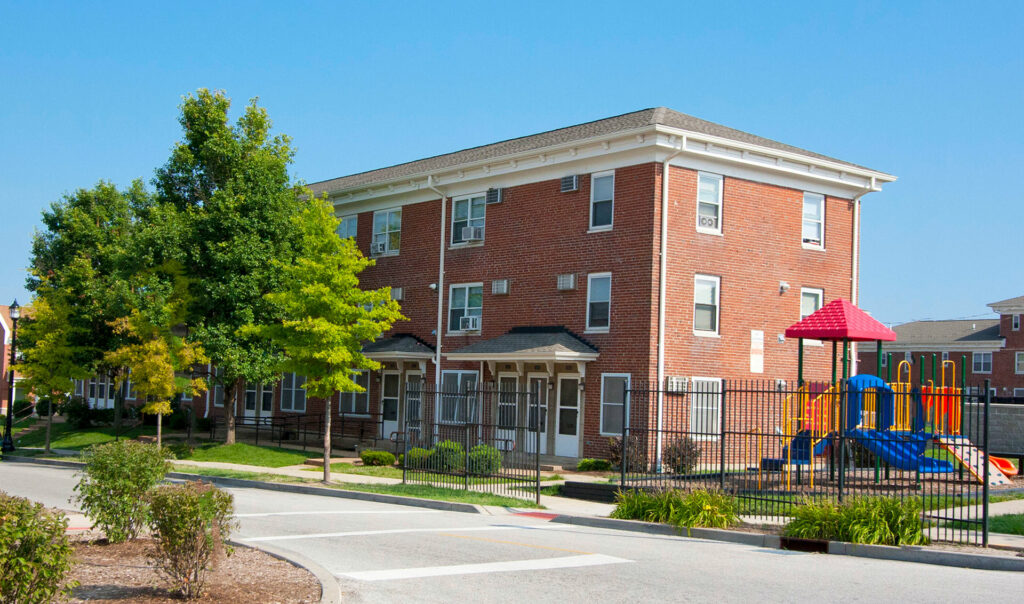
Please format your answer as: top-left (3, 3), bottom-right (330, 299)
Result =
top-left (2, 299), bottom-right (21, 453)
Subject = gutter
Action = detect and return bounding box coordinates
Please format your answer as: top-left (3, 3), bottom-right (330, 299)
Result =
top-left (427, 175), bottom-right (448, 387)
top-left (656, 139), bottom-right (684, 470)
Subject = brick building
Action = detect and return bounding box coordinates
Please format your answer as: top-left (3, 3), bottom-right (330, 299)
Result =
top-left (0, 305), bottom-right (14, 415)
top-left (858, 295), bottom-right (1024, 401)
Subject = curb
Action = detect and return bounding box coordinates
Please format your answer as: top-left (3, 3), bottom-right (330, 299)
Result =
top-left (228, 539), bottom-right (341, 604)
top-left (550, 514), bottom-right (1024, 572)
top-left (2, 456), bottom-right (483, 514)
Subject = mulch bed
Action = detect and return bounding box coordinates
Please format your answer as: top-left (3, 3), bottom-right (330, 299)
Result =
top-left (67, 537), bottom-right (320, 603)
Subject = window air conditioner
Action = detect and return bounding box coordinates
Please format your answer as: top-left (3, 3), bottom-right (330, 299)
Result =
top-left (461, 226), bottom-right (484, 241)
top-left (459, 315), bottom-right (481, 331)
top-left (556, 273), bottom-right (576, 290)
top-left (560, 175), bottom-right (579, 192)
top-left (371, 241), bottom-right (387, 254)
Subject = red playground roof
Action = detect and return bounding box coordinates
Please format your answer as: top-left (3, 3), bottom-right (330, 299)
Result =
top-left (785, 298), bottom-right (896, 342)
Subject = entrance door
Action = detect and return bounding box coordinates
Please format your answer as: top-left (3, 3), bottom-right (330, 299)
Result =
top-left (555, 376), bottom-right (580, 457)
top-left (244, 383), bottom-right (274, 422)
top-left (525, 375), bottom-right (548, 454)
top-left (243, 382), bottom-right (259, 420)
top-left (381, 371), bottom-right (400, 440)
top-left (404, 372), bottom-right (423, 440)
top-left (496, 375), bottom-right (518, 451)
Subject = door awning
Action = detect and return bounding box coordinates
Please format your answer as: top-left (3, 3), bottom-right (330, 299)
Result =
top-left (363, 334), bottom-right (436, 361)
top-left (445, 326), bottom-right (599, 363)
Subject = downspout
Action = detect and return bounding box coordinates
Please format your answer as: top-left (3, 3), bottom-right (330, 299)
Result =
top-left (656, 139), bottom-right (684, 471)
top-left (427, 175), bottom-right (448, 387)
top-left (848, 177), bottom-right (876, 377)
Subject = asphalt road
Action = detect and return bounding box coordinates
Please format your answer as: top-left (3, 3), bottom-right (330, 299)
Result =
top-left (2, 462), bottom-right (1023, 603)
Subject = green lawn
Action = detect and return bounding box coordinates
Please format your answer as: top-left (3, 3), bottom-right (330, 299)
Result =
top-left (304, 462), bottom-right (404, 479)
top-left (178, 443), bottom-right (314, 468)
top-left (14, 422), bottom-right (156, 451)
top-left (988, 514), bottom-right (1024, 535)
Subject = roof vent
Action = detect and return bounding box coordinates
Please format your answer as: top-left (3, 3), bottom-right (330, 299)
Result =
top-left (560, 175), bottom-right (578, 192)
top-left (486, 188), bottom-right (503, 204)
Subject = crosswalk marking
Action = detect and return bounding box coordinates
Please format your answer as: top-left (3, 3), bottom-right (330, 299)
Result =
top-left (337, 554), bottom-right (631, 581)
top-left (244, 524), bottom-right (517, 542)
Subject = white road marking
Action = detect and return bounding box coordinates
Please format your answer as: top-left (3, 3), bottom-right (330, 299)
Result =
top-left (243, 524), bottom-right (518, 542)
top-left (337, 554), bottom-right (631, 581)
top-left (235, 510), bottom-right (443, 518)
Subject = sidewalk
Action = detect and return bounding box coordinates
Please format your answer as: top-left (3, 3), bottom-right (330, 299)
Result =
top-left (169, 459), bottom-right (403, 486)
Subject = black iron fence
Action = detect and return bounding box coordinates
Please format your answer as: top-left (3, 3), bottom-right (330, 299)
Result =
top-left (617, 378), bottom-right (1000, 545)
top-left (209, 411), bottom-right (395, 453)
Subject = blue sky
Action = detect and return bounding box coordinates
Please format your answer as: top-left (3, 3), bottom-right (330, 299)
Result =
top-left (1, 1), bottom-right (1021, 325)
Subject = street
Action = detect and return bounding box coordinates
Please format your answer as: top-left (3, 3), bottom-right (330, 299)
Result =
top-left (2, 462), bottom-right (1022, 603)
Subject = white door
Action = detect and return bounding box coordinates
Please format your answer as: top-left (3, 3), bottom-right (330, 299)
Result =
top-left (243, 383), bottom-right (274, 422)
top-left (404, 372), bottom-right (423, 440)
top-left (381, 371), bottom-right (400, 439)
top-left (525, 374), bottom-right (548, 455)
top-left (243, 382), bottom-right (259, 420)
top-left (496, 375), bottom-right (519, 451)
top-left (555, 376), bottom-right (580, 457)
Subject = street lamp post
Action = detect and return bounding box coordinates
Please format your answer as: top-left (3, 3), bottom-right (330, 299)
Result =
top-left (2, 299), bottom-right (21, 453)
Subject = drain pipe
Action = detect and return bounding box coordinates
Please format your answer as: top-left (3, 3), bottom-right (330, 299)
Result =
top-left (656, 139), bottom-right (684, 471)
top-left (427, 175), bottom-right (448, 387)
top-left (848, 178), bottom-right (876, 377)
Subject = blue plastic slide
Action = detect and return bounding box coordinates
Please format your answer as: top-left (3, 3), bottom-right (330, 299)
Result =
top-left (847, 429), bottom-right (953, 473)
top-left (781, 429), bottom-right (830, 465)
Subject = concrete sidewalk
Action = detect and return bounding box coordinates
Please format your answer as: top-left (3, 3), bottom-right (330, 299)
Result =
top-left (169, 459), bottom-right (403, 485)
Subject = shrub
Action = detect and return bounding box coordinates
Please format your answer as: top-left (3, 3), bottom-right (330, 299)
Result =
top-left (610, 488), bottom-right (739, 534)
top-left (607, 436), bottom-right (649, 472)
top-left (784, 496), bottom-right (928, 546)
top-left (0, 492), bottom-right (76, 604)
top-left (74, 440), bottom-right (170, 543)
top-left (13, 399), bottom-right (34, 417)
top-left (360, 450), bottom-right (397, 467)
top-left (784, 499), bottom-right (844, 541)
top-left (430, 440), bottom-right (465, 472)
top-left (663, 437), bottom-right (702, 475)
top-left (147, 481), bottom-right (235, 599)
top-left (402, 447), bottom-right (431, 469)
top-left (467, 444), bottom-right (502, 475)
top-left (61, 396), bottom-right (95, 428)
top-left (575, 458), bottom-right (612, 472)
top-left (165, 441), bottom-right (195, 460)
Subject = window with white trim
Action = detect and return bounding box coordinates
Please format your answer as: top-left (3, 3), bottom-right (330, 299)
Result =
top-left (372, 208), bottom-right (401, 255)
top-left (696, 172), bottom-right (723, 234)
top-left (800, 288), bottom-right (823, 320)
top-left (599, 373), bottom-right (630, 435)
top-left (973, 352), bottom-right (993, 374)
top-left (586, 273), bottom-right (611, 332)
top-left (880, 353), bottom-right (888, 368)
top-left (690, 377), bottom-right (722, 440)
top-left (448, 283), bottom-right (482, 333)
top-left (589, 171), bottom-right (614, 230)
top-left (1014, 314), bottom-right (1021, 331)
top-left (1016, 352), bottom-right (1024, 375)
top-left (440, 370), bottom-right (478, 423)
top-left (941, 351), bottom-right (949, 362)
top-left (451, 194), bottom-right (486, 245)
top-left (281, 372), bottom-right (307, 412)
top-left (802, 192), bottom-right (825, 247)
top-left (337, 214), bottom-right (358, 240)
top-left (339, 372), bottom-right (370, 415)
top-left (694, 275), bottom-right (721, 335)
top-left (74, 380), bottom-right (84, 397)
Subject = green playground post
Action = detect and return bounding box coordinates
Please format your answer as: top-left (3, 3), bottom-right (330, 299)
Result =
top-left (875, 341), bottom-right (882, 377)
top-left (931, 354), bottom-right (937, 384)
top-left (842, 340), bottom-right (849, 380)
top-left (831, 341), bottom-right (837, 383)
top-left (798, 338), bottom-right (805, 386)
top-left (886, 353), bottom-right (892, 382)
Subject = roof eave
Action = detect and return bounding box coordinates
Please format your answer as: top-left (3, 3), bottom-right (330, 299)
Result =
top-left (444, 351), bottom-right (600, 362)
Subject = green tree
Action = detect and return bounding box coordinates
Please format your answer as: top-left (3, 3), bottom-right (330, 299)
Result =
top-left (243, 196), bottom-right (404, 482)
top-left (154, 89), bottom-right (306, 443)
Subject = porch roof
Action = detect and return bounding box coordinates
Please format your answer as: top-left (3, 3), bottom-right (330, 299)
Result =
top-left (445, 326), bottom-right (599, 362)
top-left (363, 334), bottom-right (435, 360)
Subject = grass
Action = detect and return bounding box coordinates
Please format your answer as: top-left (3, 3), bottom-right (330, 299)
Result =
top-left (988, 514), bottom-right (1024, 535)
top-left (13, 422), bottom-right (156, 451)
top-left (178, 442), bottom-right (314, 468)
top-left (304, 462), bottom-right (404, 479)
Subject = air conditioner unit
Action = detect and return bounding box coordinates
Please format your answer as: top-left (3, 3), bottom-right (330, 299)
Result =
top-left (371, 241), bottom-right (387, 255)
top-left (666, 376), bottom-right (689, 393)
top-left (556, 273), bottom-right (576, 291)
top-left (492, 279), bottom-right (509, 295)
top-left (461, 226), bottom-right (484, 241)
top-left (390, 287), bottom-right (403, 301)
top-left (459, 315), bottom-right (481, 331)
top-left (485, 187), bottom-right (503, 204)
top-left (560, 175), bottom-right (579, 192)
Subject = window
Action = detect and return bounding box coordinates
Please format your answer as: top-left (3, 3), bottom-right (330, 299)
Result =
top-left (586, 273), bottom-right (611, 332)
top-left (1014, 388), bottom-right (1024, 398)
top-left (1016, 352), bottom-right (1024, 375)
top-left (448, 283), bottom-right (483, 332)
top-left (88, 378), bottom-right (96, 399)
top-left (800, 288), bottom-right (823, 320)
top-left (337, 214), bottom-right (358, 239)
top-left (690, 378), bottom-right (722, 440)
top-left (372, 208), bottom-right (401, 255)
top-left (440, 370), bottom-right (479, 423)
top-left (941, 351), bottom-right (949, 362)
top-left (802, 192), bottom-right (825, 248)
top-left (180, 373), bottom-right (192, 401)
top-left (339, 372), bottom-right (370, 415)
top-left (75, 380), bottom-right (84, 397)
top-left (696, 172), bottom-right (723, 234)
top-left (973, 352), bottom-right (993, 374)
top-left (600, 374), bottom-right (630, 435)
top-left (451, 194), bottom-right (486, 244)
top-left (281, 372), bottom-right (307, 412)
top-left (212, 367), bottom-right (224, 407)
top-left (694, 275), bottom-right (721, 335)
top-left (589, 171), bottom-right (614, 230)
top-left (880, 353), bottom-right (888, 368)
top-left (1014, 315), bottom-right (1021, 331)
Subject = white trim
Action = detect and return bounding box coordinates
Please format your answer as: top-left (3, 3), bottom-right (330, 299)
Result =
top-left (280, 372), bottom-right (307, 413)
top-left (972, 351), bottom-right (993, 374)
top-left (690, 376), bottom-right (723, 441)
top-left (445, 351), bottom-right (599, 363)
top-left (695, 172), bottom-right (723, 235)
top-left (693, 274), bottom-right (721, 337)
top-left (450, 192), bottom-right (487, 246)
top-left (365, 351), bottom-right (435, 361)
top-left (1015, 351), bottom-right (1024, 375)
top-left (337, 213), bottom-right (358, 239)
top-left (598, 373), bottom-right (630, 437)
top-left (801, 192), bottom-right (826, 250)
top-left (800, 287), bottom-right (824, 347)
top-left (447, 282), bottom-right (484, 335)
top-left (0, 309), bottom-right (10, 346)
top-left (1013, 314), bottom-right (1021, 331)
top-left (586, 272), bottom-right (611, 333)
top-left (589, 170), bottom-right (615, 231)
top-left (439, 369), bottom-right (480, 424)
top-left (882, 342), bottom-right (1004, 353)
top-left (371, 207), bottom-right (402, 256)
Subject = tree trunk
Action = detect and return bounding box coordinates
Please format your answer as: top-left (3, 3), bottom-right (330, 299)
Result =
top-left (113, 368), bottom-right (125, 433)
top-left (157, 413), bottom-right (162, 448)
top-left (323, 397), bottom-right (332, 484)
top-left (44, 399), bottom-right (53, 454)
top-left (225, 379), bottom-right (240, 445)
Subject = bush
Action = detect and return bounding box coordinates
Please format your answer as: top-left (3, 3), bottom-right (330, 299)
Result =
top-left (467, 445), bottom-right (502, 475)
top-left (0, 492), bottom-right (76, 604)
top-left (61, 396), bottom-right (94, 428)
top-left (196, 417), bottom-right (212, 432)
top-left (360, 450), bottom-right (397, 467)
top-left (165, 441), bottom-right (195, 460)
top-left (74, 440), bottom-right (170, 543)
top-left (784, 496), bottom-right (928, 546)
top-left (148, 481), bottom-right (235, 599)
top-left (402, 447), bottom-right (431, 469)
top-left (663, 437), bottom-right (702, 475)
top-left (430, 440), bottom-right (465, 472)
top-left (13, 399), bottom-right (34, 417)
top-left (575, 458), bottom-right (612, 472)
top-left (610, 488), bottom-right (739, 534)
top-left (607, 436), bottom-right (649, 472)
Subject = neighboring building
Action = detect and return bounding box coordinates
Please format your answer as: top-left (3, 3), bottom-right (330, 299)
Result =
top-left (0, 305), bottom-right (24, 416)
top-left (858, 295), bottom-right (1024, 401)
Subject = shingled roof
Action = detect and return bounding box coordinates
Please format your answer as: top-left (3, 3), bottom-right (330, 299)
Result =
top-left (446, 326), bottom-right (598, 360)
top-left (888, 320), bottom-right (1002, 346)
top-left (310, 107), bottom-right (883, 194)
top-left (785, 299), bottom-right (896, 342)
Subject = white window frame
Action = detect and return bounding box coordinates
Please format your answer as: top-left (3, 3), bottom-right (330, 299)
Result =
top-left (1014, 314), bottom-right (1021, 331)
top-left (599, 373), bottom-right (630, 436)
top-left (337, 214), bottom-right (358, 240)
top-left (451, 193), bottom-right (486, 246)
top-left (74, 380), bottom-right (84, 397)
top-left (447, 282), bottom-right (483, 334)
top-left (941, 351), bottom-right (950, 362)
top-left (972, 352), bottom-right (993, 374)
top-left (802, 192), bottom-right (825, 249)
top-left (1016, 352), bottom-right (1024, 375)
top-left (281, 372), bottom-right (307, 413)
top-left (589, 170), bottom-right (615, 232)
top-left (694, 274), bottom-right (721, 337)
top-left (586, 272), bottom-right (611, 333)
top-left (371, 208), bottom-right (401, 256)
top-left (690, 377), bottom-right (723, 441)
top-left (440, 370), bottom-right (479, 424)
top-left (1014, 388), bottom-right (1024, 398)
top-left (696, 172), bottom-right (723, 235)
top-left (339, 371), bottom-right (370, 416)
top-left (799, 287), bottom-right (824, 346)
